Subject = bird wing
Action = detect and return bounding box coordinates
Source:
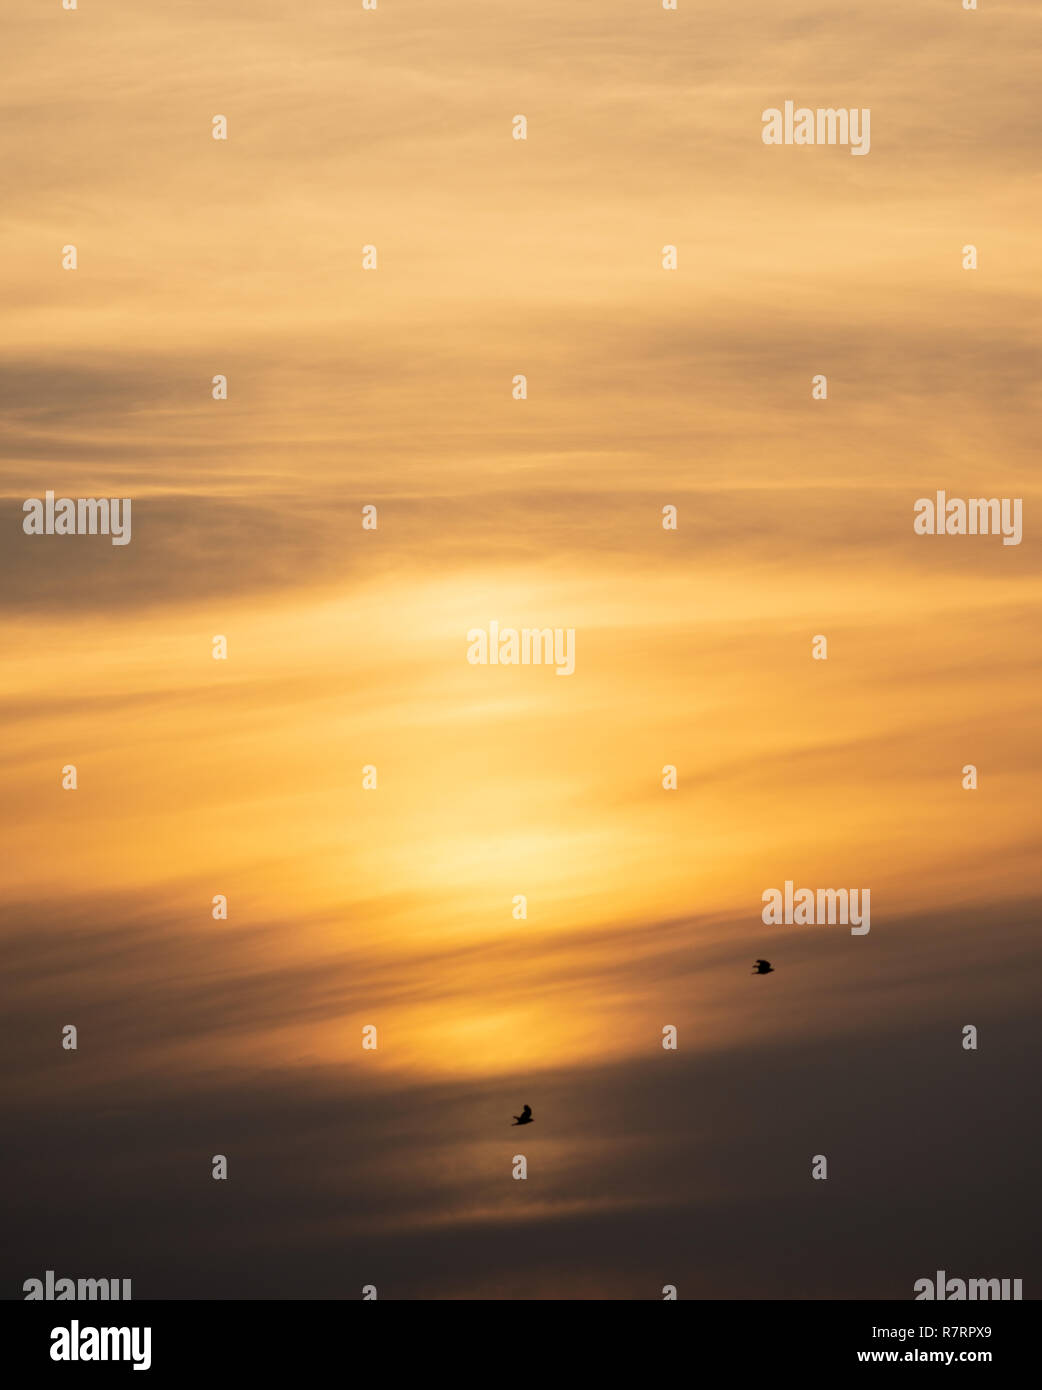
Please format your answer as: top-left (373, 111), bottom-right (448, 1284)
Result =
top-left (521, 1105), bottom-right (531, 1119)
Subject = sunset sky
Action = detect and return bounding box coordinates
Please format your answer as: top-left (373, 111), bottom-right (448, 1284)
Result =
top-left (2, 0), bottom-right (1040, 1298)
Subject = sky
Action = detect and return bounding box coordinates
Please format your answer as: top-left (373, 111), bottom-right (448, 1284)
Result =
top-left (2, 0), bottom-right (1040, 1299)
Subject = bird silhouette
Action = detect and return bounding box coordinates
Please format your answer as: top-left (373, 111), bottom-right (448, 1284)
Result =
top-left (512, 1104), bottom-right (533, 1126)
top-left (752, 959), bottom-right (774, 975)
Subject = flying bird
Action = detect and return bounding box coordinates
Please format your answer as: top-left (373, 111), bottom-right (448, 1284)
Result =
top-left (512, 1104), bottom-right (533, 1125)
top-left (752, 959), bottom-right (774, 975)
